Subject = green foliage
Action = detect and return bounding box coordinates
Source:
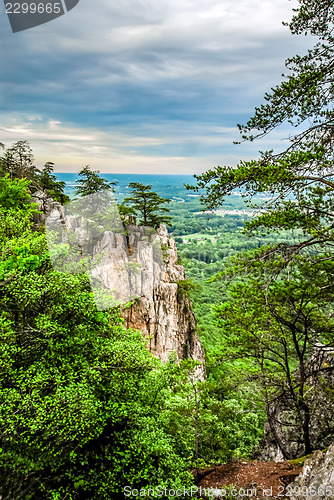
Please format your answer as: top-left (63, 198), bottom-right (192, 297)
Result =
top-left (3, 0), bottom-right (334, 476)
top-left (123, 182), bottom-right (172, 228)
top-left (176, 279), bottom-right (197, 294)
top-left (38, 162), bottom-right (70, 204)
top-left (2, 140), bottom-right (38, 182)
top-left (0, 143), bottom-right (69, 204)
top-left (161, 360), bottom-right (263, 464)
top-left (213, 253), bottom-right (334, 456)
top-left (72, 166), bottom-right (118, 217)
top-left (0, 178), bottom-right (42, 286)
top-left (184, 0), bottom-right (334, 459)
top-left (0, 192), bottom-right (193, 498)
top-left (74, 165), bottom-right (117, 197)
top-left (289, 454), bottom-right (312, 467)
top-left (187, 0), bottom-right (334, 257)
top-left (0, 174), bottom-right (33, 210)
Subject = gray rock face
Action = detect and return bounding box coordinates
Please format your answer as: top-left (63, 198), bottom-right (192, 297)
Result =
top-left (289, 446), bottom-right (334, 500)
top-left (116, 225), bottom-right (206, 379)
top-left (42, 191), bottom-right (206, 378)
top-left (256, 347), bottom-right (334, 461)
top-left (31, 190), bottom-right (65, 227)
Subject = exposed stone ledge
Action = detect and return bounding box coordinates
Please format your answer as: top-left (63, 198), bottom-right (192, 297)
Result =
top-left (289, 446), bottom-right (334, 500)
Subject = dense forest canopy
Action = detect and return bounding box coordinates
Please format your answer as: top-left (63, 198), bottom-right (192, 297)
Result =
top-left (0, 151), bottom-right (259, 497)
top-left (121, 182), bottom-right (172, 228)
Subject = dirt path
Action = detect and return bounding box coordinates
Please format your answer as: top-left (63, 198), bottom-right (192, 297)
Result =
top-left (196, 460), bottom-right (302, 498)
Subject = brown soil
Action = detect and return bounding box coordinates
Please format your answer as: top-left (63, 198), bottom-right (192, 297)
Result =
top-left (195, 460), bottom-right (302, 498)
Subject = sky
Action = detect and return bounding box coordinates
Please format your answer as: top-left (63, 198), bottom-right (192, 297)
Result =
top-left (0, 0), bottom-right (310, 174)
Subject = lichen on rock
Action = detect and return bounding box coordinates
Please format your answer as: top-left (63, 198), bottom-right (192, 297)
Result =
top-left (289, 446), bottom-right (334, 500)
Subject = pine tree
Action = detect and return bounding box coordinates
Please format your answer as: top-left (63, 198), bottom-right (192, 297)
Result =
top-left (122, 182), bottom-right (172, 228)
top-left (38, 162), bottom-right (70, 204)
top-left (188, 0), bottom-right (334, 258)
top-left (74, 165), bottom-right (117, 214)
top-left (0, 141), bottom-right (39, 187)
top-left (7, 140), bottom-right (37, 181)
top-left (74, 165), bottom-right (116, 197)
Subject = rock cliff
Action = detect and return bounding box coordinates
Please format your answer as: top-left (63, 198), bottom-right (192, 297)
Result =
top-left (121, 225), bottom-right (206, 378)
top-left (40, 193), bottom-right (206, 379)
top-left (32, 190), bottom-right (65, 228)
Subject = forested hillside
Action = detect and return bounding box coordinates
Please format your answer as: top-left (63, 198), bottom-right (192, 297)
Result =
top-left (1, 0), bottom-right (334, 498)
top-left (187, 0), bottom-right (334, 462)
top-left (0, 159), bottom-right (263, 498)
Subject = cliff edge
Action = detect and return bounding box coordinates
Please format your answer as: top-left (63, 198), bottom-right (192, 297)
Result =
top-left (35, 190), bottom-right (206, 379)
top-left (121, 225), bottom-right (206, 378)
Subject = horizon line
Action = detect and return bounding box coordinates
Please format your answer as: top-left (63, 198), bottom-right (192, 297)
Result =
top-left (54, 171), bottom-right (196, 175)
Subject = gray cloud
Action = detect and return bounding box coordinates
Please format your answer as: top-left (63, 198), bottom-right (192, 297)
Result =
top-left (0, 0), bottom-right (311, 172)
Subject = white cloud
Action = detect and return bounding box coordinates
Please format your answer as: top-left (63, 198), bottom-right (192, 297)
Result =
top-left (0, 114), bottom-right (295, 174)
top-left (0, 0), bottom-right (311, 174)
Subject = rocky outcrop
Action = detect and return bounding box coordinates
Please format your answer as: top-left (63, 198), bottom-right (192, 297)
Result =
top-left (289, 446), bottom-right (334, 500)
top-left (92, 224), bottom-right (206, 378)
top-left (43, 194), bottom-right (206, 378)
top-left (256, 347), bottom-right (334, 461)
top-left (31, 190), bottom-right (65, 228)
top-left (121, 225), bottom-right (206, 378)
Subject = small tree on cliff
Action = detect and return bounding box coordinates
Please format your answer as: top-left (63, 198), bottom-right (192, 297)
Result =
top-left (122, 182), bottom-right (172, 228)
top-left (0, 141), bottom-right (39, 187)
top-left (38, 162), bottom-right (70, 204)
top-left (74, 165), bottom-right (116, 197)
top-left (0, 178), bottom-right (193, 498)
top-left (186, 0), bottom-right (334, 457)
top-left (74, 165), bottom-right (117, 213)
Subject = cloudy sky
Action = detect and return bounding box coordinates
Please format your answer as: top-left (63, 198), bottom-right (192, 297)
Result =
top-left (0, 0), bottom-right (310, 174)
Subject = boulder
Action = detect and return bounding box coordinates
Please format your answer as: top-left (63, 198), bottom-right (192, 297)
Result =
top-left (256, 347), bottom-right (334, 460)
top-left (289, 446), bottom-right (334, 500)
